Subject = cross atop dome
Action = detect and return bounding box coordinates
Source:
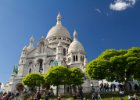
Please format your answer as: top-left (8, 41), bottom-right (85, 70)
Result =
top-left (73, 30), bottom-right (78, 41)
top-left (57, 12), bottom-right (62, 25)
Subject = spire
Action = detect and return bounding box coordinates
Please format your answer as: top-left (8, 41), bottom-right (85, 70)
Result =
top-left (28, 35), bottom-right (34, 49)
top-left (73, 30), bottom-right (78, 41)
top-left (23, 45), bottom-right (27, 51)
top-left (41, 35), bottom-right (44, 39)
top-left (56, 12), bottom-right (62, 25)
top-left (30, 35), bottom-right (34, 43)
top-left (13, 65), bottom-right (18, 74)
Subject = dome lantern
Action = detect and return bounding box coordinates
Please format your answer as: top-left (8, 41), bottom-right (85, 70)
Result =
top-left (73, 30), bottom-right (78, 41)
top-left (57, 12), bottom-right (62, 25)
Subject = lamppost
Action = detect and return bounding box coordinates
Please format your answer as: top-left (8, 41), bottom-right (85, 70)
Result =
top-left (90, 82), bottom-right (93, 89)
top-left (0, 82), bottom-right (1, 91)
top-left (90, 82), bottom-right (94, 93)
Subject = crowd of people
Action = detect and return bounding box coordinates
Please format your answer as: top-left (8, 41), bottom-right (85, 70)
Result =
top-left (0, 88), bottom-right (54, 100)
top-left (0, 91), bottom-right (18, 100)
top-left (99, 83), bottom-right (140, 92)
top-left (128, 93), bottom-right (139, 100)
top-left (0, 85), bottom-right (140, 100)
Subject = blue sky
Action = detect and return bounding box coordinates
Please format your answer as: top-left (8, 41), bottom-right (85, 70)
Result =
top-left (0, 0), bottom-right (140, 84)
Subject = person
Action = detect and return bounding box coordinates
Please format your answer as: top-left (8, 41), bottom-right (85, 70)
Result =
top-left (57, 94), bottom-right (61, 100)
top-left (15, 91), bottom-right (19, 100)
top-left (78, 87), bottom-right (83, 100)
top-left (119, 89), bottom-right (124, 100)
top-left (83, 96), bottom-right (87, 100)
top-left (73, 93), bottom-right (77, 99)
top-left (128, 94), bottom-right (133, 100)
top-left (45, 94), bottom-right (49, 100)
top-left (1, 92), bottom-right (9, 100)
top-left (92, 92), bottom-right (97, 100)
top-left (134, 84), bottom-right (138, 92)
top-left (133, 93), bottom-right (139, 100)
top-left (36, 91), bottom-right (41, 100)
top-left (97, 93), bottom-right (102, 100)
top-left (49, 88), bottom-right (54, 96)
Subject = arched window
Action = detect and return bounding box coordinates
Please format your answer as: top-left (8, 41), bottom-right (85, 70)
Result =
top-left (28, 62), bottom-right (32, 67)
top-left (49, 60), bottom-right (54, 65)
top-left (80, 56), bottom-right (82, 61)
top-left (76, 55), bottom-right (78, 61)
top-left (63, 48), bottom-right (66, 56)
top-left (38, 59), bottom-right (43, 73)
top-left (29, 68), bottom-right (31, 73)
top-left (73, 56), bottom-right (75, 62)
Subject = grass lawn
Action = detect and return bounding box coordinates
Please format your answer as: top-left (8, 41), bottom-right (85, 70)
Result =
top-left (47, 95), bottom-right (140, 100)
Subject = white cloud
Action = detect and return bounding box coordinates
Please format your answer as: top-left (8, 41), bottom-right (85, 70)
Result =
top-left (110, 0), bottom-right (136, 11)
top-left (95, 8), bottom-right (102, 13)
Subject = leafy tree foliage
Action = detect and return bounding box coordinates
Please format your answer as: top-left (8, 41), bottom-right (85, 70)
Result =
top-left (44, 66), bottom-right (68, 86)
top-left (44, 66), bottom-right (85, 96)
top-left (86, 47), bottom-right (140, 87)
top-left (22, 73), bottom-right (45, 90)
top-left (44, 66), bottom-right (69, 96)
top-left (69, 67), bottom-right (85, 86)
top-left (86, 59), bottom-right (111, 80)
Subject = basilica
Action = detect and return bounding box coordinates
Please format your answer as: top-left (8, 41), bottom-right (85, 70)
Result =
top-left (3, 13), bottom-right (98, 94)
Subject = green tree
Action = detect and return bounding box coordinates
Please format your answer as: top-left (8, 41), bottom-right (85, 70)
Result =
top-left (68, 67), bottom-right (85, 94)
top-left (44, 66), bottom-right (69, 96)
top-left (126, 47), bottom-right (140, 80)
top-left (86, 59), bottom-right (111, 80)
top-left (86, 47), bottom-right (140, 91)
top-left (69, 67), bottom-right (84, 85)
top-left (22, 73), bottom-right (45, 91)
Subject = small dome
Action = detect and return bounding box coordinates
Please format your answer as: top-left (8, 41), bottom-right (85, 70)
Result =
top-left (68, 41), bottom-right (85, 54)
top-left (68, 30), bottom-right (85, 54)
top-left (46, 13), bottom-right (71, 39)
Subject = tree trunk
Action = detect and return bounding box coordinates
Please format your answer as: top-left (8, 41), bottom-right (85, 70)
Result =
top-left (64, 84), bottom-right (65, 95)
top-left (124, 80), bottom-right (128, 92)
top-left (20, 91), bottom-right (23, 100)
top-left (39, 85), bottom-right (40, 92)
top-left (69, 85), bottom-right (72, 95)
top-left (57, 84), bottom-right (58, 97)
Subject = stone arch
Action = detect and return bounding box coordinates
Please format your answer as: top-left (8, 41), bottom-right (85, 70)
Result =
top-left (29, 68), bottom-right (32, 73)
top-left (16, 83), bottom-right (24, 93)
top-left (37, 59), bottom-right (43, 73)
top-left (49, 59), bottom-right (54, 65)
top-left (63, 48), bottom-right (66, 56)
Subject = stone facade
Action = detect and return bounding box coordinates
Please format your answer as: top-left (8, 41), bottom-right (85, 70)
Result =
top-left (3, 13), bottom-right (98, 94)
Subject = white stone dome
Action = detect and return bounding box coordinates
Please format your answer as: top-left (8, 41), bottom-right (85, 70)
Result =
top-left (68, 30), bottom-right (85, 54)
top-left (68, 40), bottom-right (85, 54)
top-left (46, 24), bottom-right (71, 39)
top-left (46, 13), bottom-right (71, 39)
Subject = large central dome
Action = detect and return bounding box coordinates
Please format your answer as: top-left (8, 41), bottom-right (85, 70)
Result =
top-left (46, 24), bottom-right (70, 39)
top-left (46, 13), bottom-right (71, 39)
